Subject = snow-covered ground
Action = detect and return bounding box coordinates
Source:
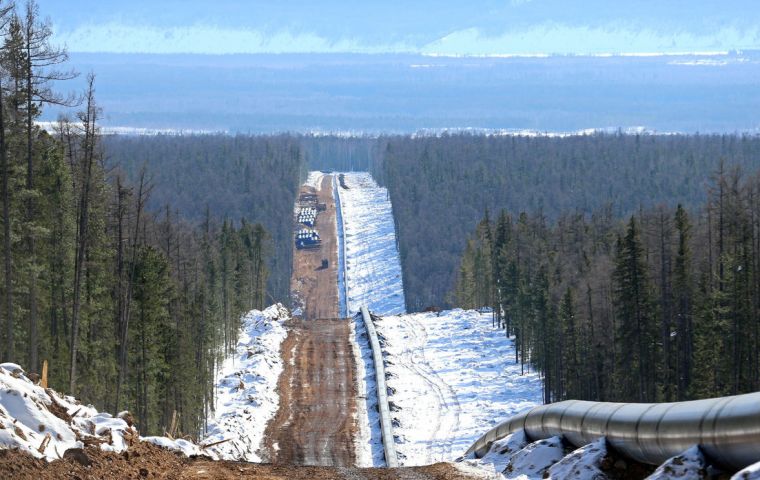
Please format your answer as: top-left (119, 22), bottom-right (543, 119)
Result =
top-left (337, 172), bottom-right (406, 316)
top-left (334, 171), bottom-right (406, 466)
top-left (304, 171), bottom-right (325, 189)
top-left (334, 172), bottom-right (543, 471)
top-left (374, 309), bottom-right (543, 466)
top-left (735, 461), bottom-right (760, 479)
top-left (0, 363), bottom-right (206, 461)
top-left (351, 315), bottom-right (386, 467)
top-left (203, 304), bottom-right (289, 461)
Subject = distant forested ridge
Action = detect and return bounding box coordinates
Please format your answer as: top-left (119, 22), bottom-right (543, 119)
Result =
top-left (372, 133), bottom-right (760, 310)
top-left (102, 134), bottom-right (305, 301)
top-left (455, 163), bottom-right (760, 403)
top-left (300, 135), bottom-right (377, 172)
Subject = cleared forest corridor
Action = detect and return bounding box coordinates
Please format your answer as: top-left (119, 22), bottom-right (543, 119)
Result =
top-left (262, 319), bottom-right (357, 465)
top-left (262, 174), bottom-right (358, 466)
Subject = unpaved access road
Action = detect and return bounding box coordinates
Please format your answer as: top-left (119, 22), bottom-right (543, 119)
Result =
top-left (262, 174), bottom-right (358, 466)
top-left (262, 319), bottom-right (357, 466)
top-left (290, 174), bottom-right (340, 320)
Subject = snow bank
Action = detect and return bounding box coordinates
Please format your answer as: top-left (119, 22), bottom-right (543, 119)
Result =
top-left (202, 304), bottom-right (289, 462)
top-left (0, 362), bottom-right (204, 461)
top-left (646, 446), bottom-right (707, 479)
top-left (338, 172), bottom-right (406, 316)
top-left (351, 315), bottom-right (385, 467)
top-left (734, 460), bottom-right (760, 479)
top-left (465, 430), bottom-right (530, 474)
top-left (375, 309), bottom-right (543, 466)
top-left (547, 438), bottom-right (607, 480)
top-left (304, 171), bottom-right (325, 189)
top-left (503, 436), bottom-right (565, 479)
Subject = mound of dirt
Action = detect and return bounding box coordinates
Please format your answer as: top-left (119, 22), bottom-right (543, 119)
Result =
top-left (0, 444), bottom-right (490, 480)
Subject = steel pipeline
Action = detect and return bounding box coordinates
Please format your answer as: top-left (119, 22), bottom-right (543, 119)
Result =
top-left (465, 392), bottom-right (760, 470)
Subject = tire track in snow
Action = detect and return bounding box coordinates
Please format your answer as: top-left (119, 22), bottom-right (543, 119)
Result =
top-left (405, 314), bottom-right (461, 462)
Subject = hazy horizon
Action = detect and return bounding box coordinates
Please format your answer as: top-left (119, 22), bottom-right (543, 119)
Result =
top-left (39, 51), bottom-right (760, 135)
top-left (31, 1), bottom-right (760, 135)
top-left (40, 1), bottom-right (760, 56)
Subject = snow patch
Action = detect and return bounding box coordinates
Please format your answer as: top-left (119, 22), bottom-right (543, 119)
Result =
top-left (304, 171), bottom-right (325, 189)
top-left (733, 460), bottom-right (760, 479)
top-left (503, 436), bottom-right (565, 479)
top-left (466, 430), bottom-right (530, 474)
top-left (0, 363), bottom-right (206, 461)
top-left (202, 304), bottom-right (289, 461)
top-left (646, 445), bottom-right (708, 479)
top-left (375, 309), bottom-right (543, 466)
top-left (547, 438), bottom-right (607, 480)
top-left (339, 172), bottom-right (406, 316)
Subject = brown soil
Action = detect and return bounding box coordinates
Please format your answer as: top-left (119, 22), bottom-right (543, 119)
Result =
top-left (260, 173), bottom-right (359, 466)
top-left (290, 175), bottom-right (339, 321)
top-left (261, 319), bottom-right (357, 466)
top-left (0, 444), bottom-right (485, 479)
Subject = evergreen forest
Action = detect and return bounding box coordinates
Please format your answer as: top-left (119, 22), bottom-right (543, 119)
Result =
top-left (372, 133), bottom-right (760, 310)
top-left (454, 162), bottom-right (760, 403)
top-left (0, 0), bottom-right (291, 438)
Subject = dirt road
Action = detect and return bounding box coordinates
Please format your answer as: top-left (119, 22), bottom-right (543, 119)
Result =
top-left (290, 175), bottom-right (339, 320)
top-left (262, 174), bottom-right (358, 466)
top-left (262, 319), bottom-right (357, 466)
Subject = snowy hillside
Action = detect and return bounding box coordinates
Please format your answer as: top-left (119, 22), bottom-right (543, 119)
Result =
top-left (338, 172), bottom-right (406, 316)
top-left (467, 430), bottom-right (760, 479)
top-left (0, 363), bottom-right (206, 461)
top-left (203, 304), bottom-right (289, 461)
top-left (374, 309), bottom-right (543, 466)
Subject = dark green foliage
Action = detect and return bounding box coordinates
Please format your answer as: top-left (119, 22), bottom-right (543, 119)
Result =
top-left (0, 1), bottom-right (283, 438)
top-left (612, 218), bottom-right (657, 402)
top-left (101, 134), bottom-right (303, 302)
top-left (372, 133), bottom-right (760, 310)
top-left (454, 165), bottom-right (760, 402)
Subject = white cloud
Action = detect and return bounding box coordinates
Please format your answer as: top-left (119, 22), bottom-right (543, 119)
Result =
top-left (421, 24), bottom-right (760, 56)
top-left (55, 22), bottom-right (414, 54)
top-left (55, 21), bottom-right (760, 56)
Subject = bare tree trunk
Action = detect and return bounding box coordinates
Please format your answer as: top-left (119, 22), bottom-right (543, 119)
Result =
top-left (0, 78), bottom-right (12, 362)
top-left (113, 176), bottom-right (126, 411)
top-left (116, 168), bottom-right (147, 409)
top-left (25, 36), bottom-right (38, 372)
top-left (70, 74), bottom-right (98, 392)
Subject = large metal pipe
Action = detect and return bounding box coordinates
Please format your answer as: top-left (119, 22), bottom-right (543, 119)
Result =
top-left (465, 392), bottom-right (760, 471)
top-left (333, 175), bottom-right (350, 317)
top-left (360, 306), bottom-right (399, 467)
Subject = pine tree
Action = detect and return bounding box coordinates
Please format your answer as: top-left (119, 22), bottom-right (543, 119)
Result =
top-left (611, 217), bottom-right (656, 401)
top-left (559, 288), bottom-right (579, 399)
top-left (672, 204), bottom-right (693, 399)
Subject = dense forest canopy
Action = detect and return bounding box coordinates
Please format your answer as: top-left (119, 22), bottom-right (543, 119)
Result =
top-left (101, 134), bottom-right (304, 302)
top-left (371, 133), bottom-right (760, 310)
top-left (300, 135), bottom-right (377, 172)
top-left (0, 0), bottom-right (283, 439)
top-left (454, 163), bottom-right (760, 403)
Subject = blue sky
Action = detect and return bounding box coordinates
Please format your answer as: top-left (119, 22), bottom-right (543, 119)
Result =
top-left (38, 0), bottom-right (760, 55)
